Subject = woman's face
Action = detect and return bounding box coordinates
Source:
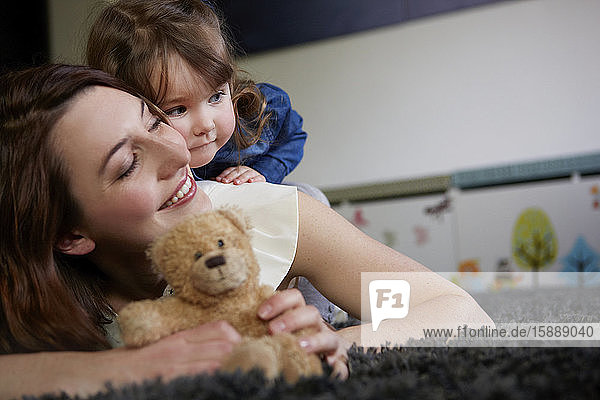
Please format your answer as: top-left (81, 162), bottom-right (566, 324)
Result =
top-left (52, 86), bottom-right (211, 257)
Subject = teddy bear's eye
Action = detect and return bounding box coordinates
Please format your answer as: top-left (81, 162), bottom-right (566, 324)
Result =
top-left (194, 252), bottom-right (203, 260)
top-left (217, 240), bottom-right (224, 247)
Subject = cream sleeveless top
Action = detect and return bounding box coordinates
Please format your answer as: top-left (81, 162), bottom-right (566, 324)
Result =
top-left (196, 181), bottom-right (298, 288)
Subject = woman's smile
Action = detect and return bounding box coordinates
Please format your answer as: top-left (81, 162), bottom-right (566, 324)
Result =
top-left (159, 173), bottom-right (196, 210)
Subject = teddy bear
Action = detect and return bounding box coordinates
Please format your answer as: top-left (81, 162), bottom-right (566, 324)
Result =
top-left (117, 208), bottom-right (324, 383)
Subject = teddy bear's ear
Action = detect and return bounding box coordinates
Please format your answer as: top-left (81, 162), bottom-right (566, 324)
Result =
top-left (217, 207), bottom-right (250, 233)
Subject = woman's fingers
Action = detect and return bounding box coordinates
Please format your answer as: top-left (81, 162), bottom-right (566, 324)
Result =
top-left (329, 352), bottom-right (350, 380)
top-left (257, 288), bottom-right (310, 331)
top-left (177, 321), bottom-right (241, 361)
top-left (136, 321), bottom-right (242, 380)
top-left (182, 320), bottom-right (242, 344)
top-left (298, 328), bottom-right (350, 380)
top-left (256, 288), bottom-right (350, 379)
top-left (258, 288), bottom-right (305, 319)
top-left (268, 304), bottom-right (322, 335)
top-left (297, 327), bottom-right (339, 353)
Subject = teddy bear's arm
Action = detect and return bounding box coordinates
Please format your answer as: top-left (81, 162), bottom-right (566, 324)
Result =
top-left (258, 285), bottom-right (275, 303)
top-left (118, 297), bottom-right (196, 347)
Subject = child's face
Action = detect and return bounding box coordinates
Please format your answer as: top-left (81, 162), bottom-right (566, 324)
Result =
top-left (157, 57), bottom-right (236, 168)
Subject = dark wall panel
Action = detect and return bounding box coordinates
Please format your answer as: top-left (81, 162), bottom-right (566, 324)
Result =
top-left (215, 0), bottom-right (511, 54)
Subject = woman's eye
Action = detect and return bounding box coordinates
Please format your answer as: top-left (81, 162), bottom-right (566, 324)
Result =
top-left (149, 117), bottom-right (162, 132)
top-left (165, 106), bottom-right (186, 117)
top-left (209, 91), bottom-right (225, 103)
top-left (119, 153), bottom-right (139, 180)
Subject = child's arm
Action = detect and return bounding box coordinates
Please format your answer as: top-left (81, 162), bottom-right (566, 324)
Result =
top-left (231, 83), bottom-right (307, 184)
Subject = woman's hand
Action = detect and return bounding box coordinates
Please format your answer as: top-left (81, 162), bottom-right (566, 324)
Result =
top-left (0, 321), bottom-right (243, 399)
top-left (127, 321), bottom-right (242, 381)
top-left (257, 288), bottom-right (350, 379)
top-left (215, 166), bottom-right (266, 184)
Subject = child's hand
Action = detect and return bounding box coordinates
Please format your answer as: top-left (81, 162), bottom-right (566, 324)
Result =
top-left (215, 166), bottom-right (266, 184)
top-left (257, 288), bottom-right (350, 380)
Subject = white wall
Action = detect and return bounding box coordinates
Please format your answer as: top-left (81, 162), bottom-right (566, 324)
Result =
top-left (47, 0), bottom-right (99, 64)
top-left (49, 0), bottom-right (600, 189)
top-left (237, 0), bottom-right (600, 189)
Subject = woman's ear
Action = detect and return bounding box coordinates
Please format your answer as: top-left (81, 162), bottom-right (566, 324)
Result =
top-left (55, 232), bottom-right (96, 255)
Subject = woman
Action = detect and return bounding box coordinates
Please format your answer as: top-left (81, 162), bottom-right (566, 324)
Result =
top-left (0, 64), bottom-right (492, 398)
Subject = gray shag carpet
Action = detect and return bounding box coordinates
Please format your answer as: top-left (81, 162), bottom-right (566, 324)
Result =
top-left (26, 286), bottom-right (600, 399)
top-left (28, 346), bottom-right (600, 400)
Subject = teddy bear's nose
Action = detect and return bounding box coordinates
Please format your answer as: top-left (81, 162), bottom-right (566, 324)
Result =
top-left (205, 255), bottom-right (226, 269)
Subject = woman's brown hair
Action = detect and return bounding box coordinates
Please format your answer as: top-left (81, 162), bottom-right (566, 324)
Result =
top-left (0, 63), bottom-right (165, 353)
top-left (87, 0), bottom-right (270, 151)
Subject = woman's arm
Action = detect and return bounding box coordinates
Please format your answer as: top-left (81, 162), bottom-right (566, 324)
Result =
top-left (289, 192), bottom-right (493, 344)
top-left (0, 322), bottom-right (241, 399)
top-left (0, 289), bottom-right (348, 398)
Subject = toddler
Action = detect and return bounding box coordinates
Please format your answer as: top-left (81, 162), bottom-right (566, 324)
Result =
top-left (87, 0), bottom-right (307, 186)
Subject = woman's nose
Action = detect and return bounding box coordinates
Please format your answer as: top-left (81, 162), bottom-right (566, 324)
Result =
top-left (152, 125), bottom-right (191, 179)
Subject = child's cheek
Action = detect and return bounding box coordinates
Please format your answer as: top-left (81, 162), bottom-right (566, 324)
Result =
top-left (221, 105), bottom-right (236, 143)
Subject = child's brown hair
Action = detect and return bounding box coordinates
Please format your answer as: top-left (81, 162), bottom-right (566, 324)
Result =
top-left (87, 0), bottom-right (270, 150)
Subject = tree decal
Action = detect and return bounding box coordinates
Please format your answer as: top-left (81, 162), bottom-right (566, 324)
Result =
top-left (512, 208), bottom-right (558, 273)
top-left (561, 236), bottom-right (600, 286)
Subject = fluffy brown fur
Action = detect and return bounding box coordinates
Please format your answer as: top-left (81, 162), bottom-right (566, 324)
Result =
top-left (118, 208), bottom-right (323, 382)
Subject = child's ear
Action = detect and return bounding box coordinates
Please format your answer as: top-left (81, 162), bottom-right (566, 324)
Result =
top-left (55, 231), bottom-right (96, 255)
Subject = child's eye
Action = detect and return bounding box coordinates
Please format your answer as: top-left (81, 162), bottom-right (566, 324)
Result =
top-left (119, 153), bottom-right (139, 180)
top-left (209, 91), bottom-right (226, 103)
top-left (165, 106), bottom-right (186, 118)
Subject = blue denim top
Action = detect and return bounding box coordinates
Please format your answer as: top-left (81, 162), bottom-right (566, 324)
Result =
top-left (191, 83), bottom-right (306, 183)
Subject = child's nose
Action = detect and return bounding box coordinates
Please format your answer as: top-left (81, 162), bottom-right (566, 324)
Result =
top-left (192, 113), bottom-right (215, 136)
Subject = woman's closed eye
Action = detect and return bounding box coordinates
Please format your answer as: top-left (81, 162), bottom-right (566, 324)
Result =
top-left (118, 153), bottom-right (139, 180)
top-left (149, 116), bottom-right (162, 132)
